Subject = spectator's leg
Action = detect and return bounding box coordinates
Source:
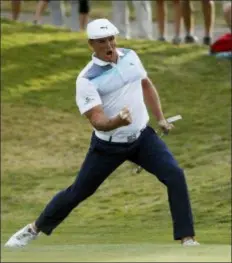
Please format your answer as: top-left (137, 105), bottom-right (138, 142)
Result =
top-left (182, 0), bottom-right (198, 43)
top-left (201, 0), bottom-right (215, 45)
top-left (155, 0), bottom-right (167, 41)
top-left (79, 0), bottom-right (90, 31)
top-left (49, 0), bottom-right (63, 26)
top-left (172, 0), bottom-right (182, 44)
top-left (33, 0), bottom-right (49, 25)
top-left (70, 0), bottom-right (80, 31)
top-left (133, 1), bottom-right (153, 40)
top-left (112, 1), bottom-right (130, 39)
top-left (223, 2), bottom-right (231, 30)
top-left (182, 0), bottom-right (192, 35)
top-left (11, 0), bottom-right (21, 20)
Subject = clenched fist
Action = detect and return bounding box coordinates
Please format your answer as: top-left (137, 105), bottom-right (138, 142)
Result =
top-left (118, 107), bottom-right (132, 126)
top-left (158, 119), bottom-right (174, 134)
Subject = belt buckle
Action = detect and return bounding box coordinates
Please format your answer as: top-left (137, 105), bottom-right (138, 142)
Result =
top-left (127, 133), bottom-right (137, 143)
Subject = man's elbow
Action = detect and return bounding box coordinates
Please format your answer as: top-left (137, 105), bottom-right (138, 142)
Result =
top-left (90, 119), bottom-right (112, 132)
top-left (142, 77), bottom-right (152, 89)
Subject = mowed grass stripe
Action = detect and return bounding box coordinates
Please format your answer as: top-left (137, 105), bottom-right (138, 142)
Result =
top-left (2, 244), bottom-right (231, 262)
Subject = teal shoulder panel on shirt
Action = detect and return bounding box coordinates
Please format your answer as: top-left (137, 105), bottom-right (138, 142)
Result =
top-left (83, 64), bottom-right (113, 81)
top-left (118, 48), bottom-right (132, 56)
top-left (82, 49), bottom-right (132, 81)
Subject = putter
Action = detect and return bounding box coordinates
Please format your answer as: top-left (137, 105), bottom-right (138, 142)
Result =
top-left (133, 115), bottom-right (182, 174)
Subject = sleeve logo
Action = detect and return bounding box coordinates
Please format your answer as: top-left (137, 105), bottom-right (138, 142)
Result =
top-left (84, 97), bottom-right (94, 105)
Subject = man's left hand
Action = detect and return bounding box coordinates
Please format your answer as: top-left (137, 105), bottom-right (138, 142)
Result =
top-left (158, 119), bottom-right (174, 134)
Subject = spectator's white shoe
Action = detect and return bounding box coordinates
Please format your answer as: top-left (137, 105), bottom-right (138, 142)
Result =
top-left (182, 238), bottom-right (200, 246)
top-left (4, 224), bottom-right (38, 248)
top-left (184, 35), bottom-right (199, 44)
top-left (172, 36), bottom-right (182, 45)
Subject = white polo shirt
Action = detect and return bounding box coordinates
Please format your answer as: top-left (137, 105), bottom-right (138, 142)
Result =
top-left (76, 48), bottom-right (149, 140)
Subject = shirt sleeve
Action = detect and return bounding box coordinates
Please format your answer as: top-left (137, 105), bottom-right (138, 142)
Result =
top-left (130, 50), bottom-right (148, 79)
top-left (76, 77), bottom-right (102, 115)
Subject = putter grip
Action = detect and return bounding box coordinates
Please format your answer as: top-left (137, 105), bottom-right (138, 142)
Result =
top-left (166, 115), bottom-right (182, 123)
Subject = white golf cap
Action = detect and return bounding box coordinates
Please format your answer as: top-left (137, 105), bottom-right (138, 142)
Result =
top-left (86, 18), bottom-right (119, 39)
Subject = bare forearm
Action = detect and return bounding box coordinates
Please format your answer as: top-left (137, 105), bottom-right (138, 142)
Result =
top-left (91, 114), bottom-right (122, 131)
top-left (85, 106), bottom-right (131, 132)
top-left (142, 78), bottom-right (165, 121)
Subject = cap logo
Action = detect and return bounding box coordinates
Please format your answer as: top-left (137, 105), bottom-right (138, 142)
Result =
top-left (100, 26), bottom-right (108, 29)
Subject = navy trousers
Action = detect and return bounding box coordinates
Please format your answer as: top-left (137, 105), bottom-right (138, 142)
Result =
top-left (35, 126), bottom-right (195, 240)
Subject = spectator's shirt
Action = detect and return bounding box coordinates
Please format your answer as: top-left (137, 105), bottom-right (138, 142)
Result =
top-left (76, 48), bottom-right (149, 138)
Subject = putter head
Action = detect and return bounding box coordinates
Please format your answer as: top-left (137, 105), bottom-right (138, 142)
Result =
top-left (135, 166), bottom-right (143, 174)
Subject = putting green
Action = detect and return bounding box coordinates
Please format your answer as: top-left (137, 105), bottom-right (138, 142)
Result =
top-left (2, 243), bottom-right (231, 262)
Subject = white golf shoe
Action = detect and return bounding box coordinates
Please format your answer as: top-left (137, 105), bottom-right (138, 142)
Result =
top-left (4, 224), bottom-right (39, 248)
top-left (182, 238), bottom-right (200, 246)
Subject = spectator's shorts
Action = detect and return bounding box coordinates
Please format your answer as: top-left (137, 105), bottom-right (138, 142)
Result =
top-left (79, 0), bottom-right (89, 14)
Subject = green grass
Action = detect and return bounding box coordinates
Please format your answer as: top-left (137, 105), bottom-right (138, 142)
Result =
top-left (1, 19), bottom-right (231, 262)
top-left (2, 244), bottom-right (231, 262)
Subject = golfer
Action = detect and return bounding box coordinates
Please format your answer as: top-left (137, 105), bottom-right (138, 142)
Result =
top-left (5, 18), bottom-right (199, 248)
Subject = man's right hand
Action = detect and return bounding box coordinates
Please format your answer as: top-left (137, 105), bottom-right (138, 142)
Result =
top-left (85, 105), bottom-right (132, 132)
top-left (118, 107), bottom-right (132, 126)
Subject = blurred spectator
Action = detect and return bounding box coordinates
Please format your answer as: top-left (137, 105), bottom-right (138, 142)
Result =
top-left (112, 1), bottom-right (153, 40)
top-left (182, 0), bottom-right (215, 45)
top-left (33, 0), bottom-right (49, 25)
top-left (48, 1), bottom-right (90, 30)
top-left (69, 0), bottom-right (90, 31)
top-left (49, 0), bottom-right (64, 26)
top-left (11, 0), bottom-right (21, 20)
top-left (222, 1), bottom-right (231, 30)
top-left (155, 0), bottom-right (182, 44)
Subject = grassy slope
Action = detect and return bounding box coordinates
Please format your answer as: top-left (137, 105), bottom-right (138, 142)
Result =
top-left (1, 18), bottom-right (231, 255)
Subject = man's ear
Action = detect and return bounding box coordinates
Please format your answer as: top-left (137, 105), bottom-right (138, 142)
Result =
top-left (88, 39), bottom-right (94, 50)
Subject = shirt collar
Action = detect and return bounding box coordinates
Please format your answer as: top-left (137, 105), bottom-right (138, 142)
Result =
top-left (92, 49), bottom-right (124, 66)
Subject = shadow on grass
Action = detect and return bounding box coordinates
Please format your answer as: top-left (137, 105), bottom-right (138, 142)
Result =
top-left (2, 38), bottom-right (89, 107)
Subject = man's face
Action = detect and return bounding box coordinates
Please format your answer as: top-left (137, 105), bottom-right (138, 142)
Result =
top-left (89, 36), bottom-right (117, 62)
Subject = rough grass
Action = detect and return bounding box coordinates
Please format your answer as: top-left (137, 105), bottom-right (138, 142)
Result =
top-left (1, 19), bottom-right (231, 262)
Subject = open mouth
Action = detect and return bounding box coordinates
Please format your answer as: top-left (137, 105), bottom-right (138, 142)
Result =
top-left (106, 50), bottom-right (113, 56)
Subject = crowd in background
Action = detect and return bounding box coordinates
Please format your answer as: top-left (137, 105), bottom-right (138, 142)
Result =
top-left (10, 0), bottom-right (90, 31)
top-left (9, 0), bottom-right (232, 45)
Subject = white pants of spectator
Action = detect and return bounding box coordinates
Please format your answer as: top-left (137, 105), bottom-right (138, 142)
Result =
top-left (48, 1), bottom-right (64, 26)
top-left (48, 1), bottom-right (83, 31)
top-left (112, 1), bottom-right (153, 39)
top-left (69, 0), bottom-right (80, 31)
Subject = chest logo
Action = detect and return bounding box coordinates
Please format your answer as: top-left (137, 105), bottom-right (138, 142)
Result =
top-left (100, 26), bottom-right (108, 29)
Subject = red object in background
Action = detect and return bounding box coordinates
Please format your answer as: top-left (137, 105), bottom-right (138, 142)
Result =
top-left (210, 33), bottom-right (232, 53)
